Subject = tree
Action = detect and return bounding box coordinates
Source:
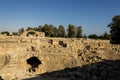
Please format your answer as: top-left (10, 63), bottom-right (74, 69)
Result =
top-left (52, 27), bottom-right (59, 37)
top-left (37, 25), bottom-right (43, 32)
top-left (103, 32), bottom-right (110, 40)
top-left (58, 25), bottom-right (66, 37)
top-left (33, 27), bottom-right (39, 31)
top-left (42, 24), bottom-right (49, 36)
top-left (108, 15), bottom-right (120, 44)
top-left (76, 26), bottom-right (82, 38)
top-left (12, 32), bottom-right (18, 36)
top-left (42, 24), bottom-right (54, 37)
top-left (88, 34), bottom-right (98, 39)
top-left (1, 31), bottom-right (10, 36)
top-left (98, 35), bottom-right (104, 39)
top-left (67, 24), bottom-right (76, 38)
top-left (26, 27), bottom-right (34, 31)
top-left (18, 28), bottom-right (24, 36)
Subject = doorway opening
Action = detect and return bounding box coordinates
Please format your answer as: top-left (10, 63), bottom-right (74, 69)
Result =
top-left (26, 56), bottom-right (42, 72)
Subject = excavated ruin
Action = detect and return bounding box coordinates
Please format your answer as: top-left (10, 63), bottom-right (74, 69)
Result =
top-left (26, 56), bottom-right (42, 72)
top-left (0, 31), bottom-right (120, 80)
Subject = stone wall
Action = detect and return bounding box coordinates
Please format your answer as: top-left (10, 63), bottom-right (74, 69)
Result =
top-left (0, 36), bottom-right (120, 79)
top-left (20, 30), bottom-right (45, 37)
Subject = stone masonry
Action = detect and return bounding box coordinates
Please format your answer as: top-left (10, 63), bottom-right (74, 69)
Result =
top-left (0, 32), bottom-right (120, 80)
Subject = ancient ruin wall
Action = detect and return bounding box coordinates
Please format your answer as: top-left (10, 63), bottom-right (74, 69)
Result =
top-left (0, 36), bottom-right (120, 79)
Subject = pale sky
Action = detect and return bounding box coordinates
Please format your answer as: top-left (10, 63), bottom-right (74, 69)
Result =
top-left (0, 0), bottom-right (120, 35)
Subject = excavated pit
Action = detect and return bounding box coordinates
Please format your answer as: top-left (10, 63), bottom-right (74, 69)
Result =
top-left (26, 56), bottom-right (42, 72)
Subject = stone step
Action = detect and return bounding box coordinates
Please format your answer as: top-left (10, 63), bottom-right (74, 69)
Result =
top-left (9, 59), bottom-right (17, 63)
top-left (9, 61), bottom-right (16, 64)
top-left (6, 64), bottom-right (16, 68)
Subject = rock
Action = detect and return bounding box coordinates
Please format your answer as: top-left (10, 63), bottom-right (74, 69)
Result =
top-left (70, 76), bottom-right (76, 79)
top-left (100, 70), bottom-right (108, 77)
top-left (92, 75), bottom-right (97, 80)
top-left (0, 34), bottom-right (120, 79)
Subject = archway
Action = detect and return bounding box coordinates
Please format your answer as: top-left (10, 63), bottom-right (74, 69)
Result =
top-left (26, 31), bottom-right (38, 37)
top-left (26, 56), bottom-right (42, 72)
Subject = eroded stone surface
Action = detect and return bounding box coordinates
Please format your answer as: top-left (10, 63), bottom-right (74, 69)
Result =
top-left (0, 35), bottom-right (120, 80)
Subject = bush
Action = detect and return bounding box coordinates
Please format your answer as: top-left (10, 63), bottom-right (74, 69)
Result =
top-left (88, 34), bottom-right (98, 39)
top-left (1, 31), bottom-right (10, 36)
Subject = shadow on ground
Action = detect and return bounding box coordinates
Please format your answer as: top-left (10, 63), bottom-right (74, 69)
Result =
top-left (0, 77), bottom-right (3, 80)
top-left (24, 60), bottom-right (120, 80)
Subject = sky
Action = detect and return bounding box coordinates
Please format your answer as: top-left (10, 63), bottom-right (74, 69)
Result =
top-left (0, 0), bottom-right (120, 35)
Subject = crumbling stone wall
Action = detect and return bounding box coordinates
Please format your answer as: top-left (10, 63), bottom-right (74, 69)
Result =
top-left (20, 30), bottom-right (45, 37)
top-left (0, 36), bottom-right (120, 79)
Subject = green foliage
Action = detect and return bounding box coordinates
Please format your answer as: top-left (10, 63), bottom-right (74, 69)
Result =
top-left (33, 27), bottom-right (39, 31)
top-left (58, 25), bottom-right (66, 37)
top-left (103, 32), bottom-right (110, 40)
top-left (26, 27), bottom-right (40, 31)
top-left (76, 26), bottom-right (82, 38)
top-left (18, 28), bottom-right (24, 36)
top-left (88, 34), bottom-right (98, 39)
top-left (42, 24), bottom-right (54, 37)
top-left (52, 27), bottom-right (59, 37)
top-left (12, 32), bottom-right (18, 36)
top-left (26, 27), bottom-right (34, 31)
top-left (108, 15), bottom-right (120, 44)
top-left (98, 32), bottom-right (110, 40)
top-left (98, 35), bottom-right (104, 39)
top-left (1, 31), bottom-right (10, 36)
top-left (17, 24), bottom-right (83, 38)
top-left (37, 25), bottom-right (43, 32)
top-left (67, 24), bottom-right (76, 38)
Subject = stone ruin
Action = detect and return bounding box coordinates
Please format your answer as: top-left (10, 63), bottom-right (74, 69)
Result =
top-left (26, 56), bottom-right (42, 72)
top-left (0, 31), bottom-right (120, 80)
top-left (20, 30), bottom-right (45, 37)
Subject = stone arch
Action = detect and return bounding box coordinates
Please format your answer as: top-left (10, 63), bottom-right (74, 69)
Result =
top-left (26, 31), bottom-right (38, 37)
top-left (20, 30), bottom-right (45, 37)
